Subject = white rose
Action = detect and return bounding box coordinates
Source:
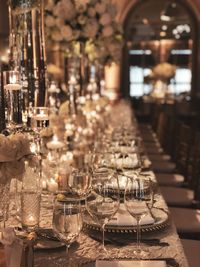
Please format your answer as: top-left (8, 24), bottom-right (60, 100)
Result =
top-left (53, 0), bottom-right (76, 21)
top-left (55, 18), bottom-right (64, 28)
top-left (95, 3), bottom-right (106, 14)
top-left (61, 25), bottom-right (74, 41)
top-left (45, 0), bottom-right (54, 11)
top-left (9, 133), bottom-right (31, 160)
top-left (75, 1), bottom-right (88, 13)
top-left (0, 134), bottom-right (14, 162)
top-left (102, 26), bottom-right (114, 37)
top-left (45, 15), bottom-right (55, 27)
top-left (100, 13), bottom-right (112, 26)
top-left (0, 159), bottom-right (25, 183)
top-left (75, 0), bottom-right (90, 5)
top-left (78, 15), bottom-right (87, 25)
top-left (83, 19), bottom-right (99, 39)
top-left (52, 30), bottom-right (63, 42)
top-left (88, 7), bottom-right (96, 17)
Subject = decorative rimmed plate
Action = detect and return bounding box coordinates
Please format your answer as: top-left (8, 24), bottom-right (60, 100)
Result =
top-left (83, 207), bottom-right (170, 235)
top-left (34, 239), bottom-right (65, 250)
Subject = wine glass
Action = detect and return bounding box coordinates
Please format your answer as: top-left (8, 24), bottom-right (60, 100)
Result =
top-left (86, 173), bottom-right (120, 257)
top-left (52, 199), bottom-right (82, 264)
top-left (124, 177), bottom-right (152, 259)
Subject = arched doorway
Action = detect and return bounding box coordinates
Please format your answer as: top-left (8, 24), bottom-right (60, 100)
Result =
top-left (121, 0), bottom-right (199, 102)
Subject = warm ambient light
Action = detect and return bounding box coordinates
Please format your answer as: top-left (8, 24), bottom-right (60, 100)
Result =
top-left (160, 2), bottom-right (177, 22)
top-left (162, 25), bottom-right (168, 31)
top-left (160, 14), bottom-right (171, 22)
top-left (160, 31), bottom-right (167, 37)
top-left (142, 18), bottom-right (149, 25)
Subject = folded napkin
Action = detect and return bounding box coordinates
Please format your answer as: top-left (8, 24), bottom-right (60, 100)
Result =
top-left (115, 154), bottom-right (139, 169)
top-left (96, 260), bottom-right (166, 267)
top-left (0, 228), bottom-right (34, 267)
top-left (107, 204), bottom-right (154, 226)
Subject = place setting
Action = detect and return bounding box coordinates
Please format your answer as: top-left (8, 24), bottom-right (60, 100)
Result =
top-left (0, 0), bottom-right (194, 266)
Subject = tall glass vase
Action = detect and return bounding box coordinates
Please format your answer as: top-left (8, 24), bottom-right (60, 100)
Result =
top-left (79, 42), bottom-right (89, 97)
top-left (0, 69), bottom-right (6, 132)
top-left (8, 0), bottom-right (47, 109)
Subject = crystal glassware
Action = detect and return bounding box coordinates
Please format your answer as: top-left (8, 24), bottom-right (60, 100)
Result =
top-left (86, 174), bottom-right (120, 257)
top-left (124, 177), bottom-right (153, 259)
top-left (21, 189), bottom-right (41, 231)
top-left (3, 70), bottom-right (22, 133)
top-left (30, 107), bottom-right (50, 135)
top-left (52, 199), bottom-right (82, 265)
top-left (20, 158), bottom-right (42, 232)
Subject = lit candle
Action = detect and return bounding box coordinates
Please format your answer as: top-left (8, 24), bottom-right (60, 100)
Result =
top-left (4, 83), bottom-right (21, 91)
top-left (28, 215), bottom-right (36, 224)
top-left (34, 110), bottom-right (49, 121)
top-left (69, 75), bottom-right (77, 85)
top-left (42, 180), bottom-right (47, 190)
top-left (47, 178), bottom-right (58, 192)
top-left (30, 142), bottom-right (37, 154)
top-left (46, 135), bottom-right (65, 150)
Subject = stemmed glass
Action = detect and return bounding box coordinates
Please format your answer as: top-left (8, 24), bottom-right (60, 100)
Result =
top-left (56, 152), bottom-right (92, 201)
top-left (86, 173), bottom-right (120, 257)
top-left (52, 199), bottom-right (82, 265)
top-left (124, 177), bottom-right (153, 259)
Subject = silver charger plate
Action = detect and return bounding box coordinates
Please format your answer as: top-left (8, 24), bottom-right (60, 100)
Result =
top-left (83, 207), bottom-right (170, 234)
top-left (35, 239), bottom-right (65, 250)
top-left (34, 228), bottom-right (65, 250)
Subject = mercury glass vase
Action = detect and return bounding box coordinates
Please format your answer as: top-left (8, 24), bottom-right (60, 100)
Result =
top-left (8, 0), bottom-right (47, 109)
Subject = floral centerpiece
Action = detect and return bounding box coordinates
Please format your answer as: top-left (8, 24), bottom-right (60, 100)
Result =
top-left (152, 62), bottom-right (176, 82)
top-left (0, 134), bottom-right (31, 184)
top-left (45, 0), bottom-right (123, 64)
top-left (145, 62), bottom-right (176, 99)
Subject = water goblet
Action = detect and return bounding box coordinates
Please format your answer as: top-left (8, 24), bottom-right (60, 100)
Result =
top-left (86, 174), bottom-right (120, 257)
top-left (52, 199), bottom-right (83, 265)
top-left (124, 177), bottom-right (153, 259)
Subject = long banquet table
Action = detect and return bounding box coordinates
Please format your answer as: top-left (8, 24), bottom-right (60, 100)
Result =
top-left (7, 100), bottom-right (188, 267)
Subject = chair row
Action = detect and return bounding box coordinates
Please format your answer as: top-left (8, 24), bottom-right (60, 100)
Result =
top-left (137, 106), bottom-right (200, 267)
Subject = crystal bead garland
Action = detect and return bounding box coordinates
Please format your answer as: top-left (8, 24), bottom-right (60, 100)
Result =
top-left (0, 68), bottom-right (6, 132)
top-left (8, 0), bottom-right (47, 108)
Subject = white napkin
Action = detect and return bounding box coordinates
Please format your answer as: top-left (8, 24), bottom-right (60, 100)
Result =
top-left (107, 204), bottom-right (154, 226)
top-left (115, 154), bottom-right (139, 169)
top-left (96, 260), bottom-right (166, 267)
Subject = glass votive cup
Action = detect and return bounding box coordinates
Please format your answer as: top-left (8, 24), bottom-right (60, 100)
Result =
top-left (3, 70), bottom-right (22, 129)
top-left (21, 190), bottom-right (41, 231)
top-left (30, 107), bottom-right (50, 132)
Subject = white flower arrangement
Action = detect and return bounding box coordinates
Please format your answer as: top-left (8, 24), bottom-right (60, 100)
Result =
top-left (152, 62), bottom-right (176, 82)
top-left (0, 134), bottom-right (32, 184)
top-left (45, 0), bottom-right (123, 64)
